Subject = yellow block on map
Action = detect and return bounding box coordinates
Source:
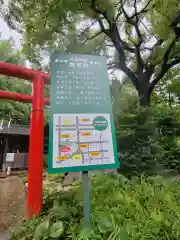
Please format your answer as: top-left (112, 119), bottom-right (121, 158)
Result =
top-left (56, 156), bottom-right (68, 161)
top-left (64, 120), bottom-right (71, 125)
top-left (72, 154), bottom-right (83, 161)
top-left (80, 144), bottom-right (88, 149)
top-left (81, 132), bottom-right (91, 136)
top-left (61, 134), bottom-right (72, 139)
top-left (90, 152), bottom-right (100, 157)
top-left (81, 118), bottom-right (90, 122)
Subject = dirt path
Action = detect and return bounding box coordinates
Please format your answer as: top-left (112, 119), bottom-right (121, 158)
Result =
top-left (0, 176), bottom-right (26, 232)
top-left (0, 231), bottom-right (10, 240)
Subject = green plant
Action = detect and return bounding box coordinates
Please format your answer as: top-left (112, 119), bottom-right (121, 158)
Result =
top-left (46, 174), bottom-right (64, 182)
top-left (11, 174), bottom-right (180, 239)
top-left (116, 104), bottom-right (180, 176)
top-left (43, 155), bottom-right (48, 169)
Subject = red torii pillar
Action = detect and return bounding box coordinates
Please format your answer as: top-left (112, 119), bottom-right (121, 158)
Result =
top-left (0, 62), bottom-right (50, 217)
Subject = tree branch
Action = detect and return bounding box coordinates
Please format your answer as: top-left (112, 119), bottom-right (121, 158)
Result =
top-left (107, 62), bottom-right (119, 69)
top-left (135, 47), bottom-right (144, 74)
top-left (122, 2), bottom-right (143, 47)
top-left (130, 0), bottom-right (153, 20)
top-left (161, 40), bottom-right (176, 70)
top-left (108, 23), bottom-right (138, 87)
top-left (91, 0), bottom-right (134, 52)
top-left (133, 0), bottom-right (143, 47)
top-left (121, 65), bottom-right (139, 88)
top-left (119, 37), bottom-right (136, 53)
top-left (109, 68), bottom-right (116, 76)
top-left (82, 31), bottom-right (102, 44)
top-left (122, 1), bottom-right (144, 74)
top-left (148, 15), bottom-right (180, 87)
top-left (91, 0), bottom-right (138, 87)
top-left (115, 0), bottom-right (126, 20)
top-left (147, 38), bottom-right (164, 66)
top-left (97, 18), bottom-right (109, 35)
top-left (91, 0), bottom-right (111, 26)
top-left (149, 41), bottom-right (179, 93)
top-left (77, 20), bottom-right (98, 38)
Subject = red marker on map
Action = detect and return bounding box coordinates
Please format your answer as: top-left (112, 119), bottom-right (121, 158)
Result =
top-left (60, 147), bottom-right (70, 153)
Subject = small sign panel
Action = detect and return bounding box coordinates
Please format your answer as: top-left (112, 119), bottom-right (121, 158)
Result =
top-left (6, 153), bottom-right (14, 163)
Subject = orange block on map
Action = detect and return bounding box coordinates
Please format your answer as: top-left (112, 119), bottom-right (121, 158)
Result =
top-left (81, 118), bottom-right (89, 122)
top-left (81, 132), bottom-right (91, 136)
top-left (90, 152), bottom-right (100, 157)
top-left (61, 134), bottom-right (72, 139)
top-left (80, 144), bottom-right (88, 148)
top-left (56, 156), bottom-right (68, 160)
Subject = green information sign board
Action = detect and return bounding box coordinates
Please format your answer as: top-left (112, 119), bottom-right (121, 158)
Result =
top-left (48, 53), bottom-right (119, 173)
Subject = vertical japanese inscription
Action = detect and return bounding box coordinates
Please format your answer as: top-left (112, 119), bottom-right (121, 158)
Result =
top-left (53, 55), bottom-right (110, 109)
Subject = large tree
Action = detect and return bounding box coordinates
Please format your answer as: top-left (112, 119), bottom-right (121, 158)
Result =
top-left (2, 0), bottom-right (180, 105)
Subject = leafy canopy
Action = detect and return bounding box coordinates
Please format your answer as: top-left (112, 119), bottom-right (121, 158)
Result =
top-left (0, 38), bottom-right (32, 124)
top-left (1, 0), bottom-right (180, 105)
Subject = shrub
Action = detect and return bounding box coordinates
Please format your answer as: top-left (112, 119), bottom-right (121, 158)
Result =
top-left (116, 105), bottom-right (180, 176)
top-left (116, 107), bottom-right (162, 176)
top-left (11, 174), bottom-right (180, 239)
top-left (46, 173), bottom-right (64, 182)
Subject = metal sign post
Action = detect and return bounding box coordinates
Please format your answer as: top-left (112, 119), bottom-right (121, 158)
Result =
top-left (82, 171), bottom-right (91, 226)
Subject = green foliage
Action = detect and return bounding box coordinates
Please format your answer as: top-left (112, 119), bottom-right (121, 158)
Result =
top-left (2, 0), bottom-right (180, 105)
top-left (0, 37), bottom-right (50, 125)
top-left (46, 173), bottom-right (65, 183)
top-left (165, 67), bottom-right (180, 102)
top-left (111, 80), bottom-right (139, 121)
top-left (43, 155), bottom-right (48, 169)
top-left (116, 102), bottom-right (180, 175)
top-left (117, 107), bottom-right (161, 176)
top-left (11, 174), bottom-right (180, 239)
top-left (110, 79), bottom-right (180, 175)
top-left (155, 106), bottom-right (180, 171)
top-left (3, 0), bottom-right (107, 70)
top-left (152, 67), bottom-right (180, 105)
top-left (0, 38), bottom-right (32, 123)
top-left (150, 0), bottom-right (180, 39)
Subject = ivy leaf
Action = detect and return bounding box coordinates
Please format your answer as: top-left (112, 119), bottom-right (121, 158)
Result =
top-left (34, 220), bottom-right (50, 240)
top-left (49, 221), bottom-right (64, 238)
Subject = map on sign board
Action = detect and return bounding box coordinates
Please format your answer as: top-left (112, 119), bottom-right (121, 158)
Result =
top-left (52, 114), bottom-right (114, 168)
top-left (48, 53), bottom-right (119, 173)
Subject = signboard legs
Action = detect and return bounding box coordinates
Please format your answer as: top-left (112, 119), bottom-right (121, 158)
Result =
top-left (82, 171), bottom-right (90, 227)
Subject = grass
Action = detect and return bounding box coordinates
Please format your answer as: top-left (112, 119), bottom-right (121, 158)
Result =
top-left (10, 173), bottom-right (180, 239)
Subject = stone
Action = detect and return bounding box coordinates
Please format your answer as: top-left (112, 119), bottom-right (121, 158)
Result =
top-left (0, 231), bottom-right (10, 240)
top-left (0, 176), bottom-right (26, 231)
top-left (62, 169), bottom-right (117, 186)
top-left (62, 172), bottom-right (81, 186)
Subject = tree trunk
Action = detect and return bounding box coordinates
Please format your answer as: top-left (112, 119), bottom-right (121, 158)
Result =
top-left (137, 91), bottom-right (151, 125)
top-left (168, 92), bottom-right (172, 110)
top-left (139, 92), bottom-right (151, 106)
top-left (136, 73), bottom-right (152, 107)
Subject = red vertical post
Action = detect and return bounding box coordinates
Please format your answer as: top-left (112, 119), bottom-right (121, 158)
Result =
top-left (27, 75), bottom-right (44, 217)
